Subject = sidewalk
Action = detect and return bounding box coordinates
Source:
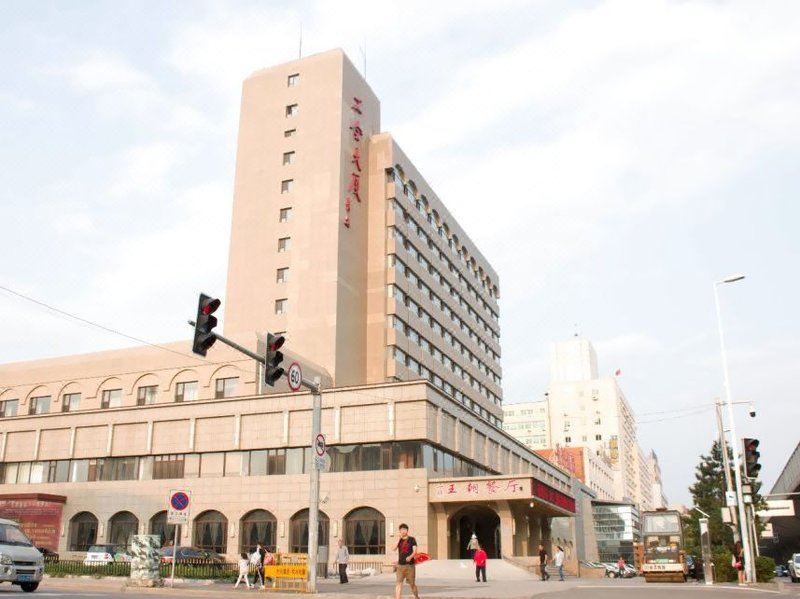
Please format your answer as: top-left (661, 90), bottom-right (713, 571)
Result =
top-left (42, 567), bottom-right (796, 598)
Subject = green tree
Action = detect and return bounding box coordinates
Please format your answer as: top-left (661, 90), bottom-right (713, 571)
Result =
top-left (688, 440), bottom-right (735, 553)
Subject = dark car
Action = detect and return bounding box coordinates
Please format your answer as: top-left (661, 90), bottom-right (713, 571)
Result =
top-left (686, 555), bottom-right (704, 580)
top-left (159, 546), bottom-right (225, 564)
top-left (774, 564), bottom-right (789, 577)
top-left (37, 547), bottom-right (59, 563)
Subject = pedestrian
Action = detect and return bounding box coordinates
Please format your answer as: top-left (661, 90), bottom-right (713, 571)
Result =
top-left (234, 552), bottom-right (252, 589)
top-left (473, 542), bottom-right (487, 582)
top-left (334, 538), bottom-right (349, 584)
top-left (538, 544), bottom-right (550, 581)
top-left (466, 533), bottom-right (479, 559)
top-left (250, 544), bottom-right (266, 589)
top-left (732, 541), bottom-right (745, 585)
top-left (394, 523), bottom-right (421, 599)
top-left (617, 555), bottom-right (626, 578)
top-left (553, 545), bottom-right (565, 581)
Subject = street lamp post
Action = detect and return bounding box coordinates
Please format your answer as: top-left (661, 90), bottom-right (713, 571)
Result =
top-left (713, 274), bottom-right (753, 583)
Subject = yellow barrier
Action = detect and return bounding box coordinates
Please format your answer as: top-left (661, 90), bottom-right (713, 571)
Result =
top-left (256, 553), bottom-right (309, 593)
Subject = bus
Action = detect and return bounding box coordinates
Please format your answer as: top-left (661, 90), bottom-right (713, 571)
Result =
top-left (640, 509), bottom-right (688, 583)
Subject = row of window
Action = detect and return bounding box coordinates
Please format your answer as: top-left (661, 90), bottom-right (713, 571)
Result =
top-left (0, 441), bottom-right (495, 486)
top-left (67, 504), bottom-right (384, 556)
top-left (0, 378), bottom-right (240, 416)
top-left (390, 223), bottom-right (500, 350)
top-left (390, 169), bottom-right (499, 303)
top-left (391, 347), bottom-right (502, 429)
top-left (388, 314), bottom-right (500, 409)
top-left (391, 201), bottom-right (499, 339)
top-left (389, 281), bottom-right (500, 382)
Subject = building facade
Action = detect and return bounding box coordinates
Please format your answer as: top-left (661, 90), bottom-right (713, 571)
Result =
top-left (503, 338), bottom-right (664, 511)
top-left (0, 49), bottom-right (575, 562)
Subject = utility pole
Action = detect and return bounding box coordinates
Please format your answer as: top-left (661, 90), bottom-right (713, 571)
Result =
top-left (714, 399), bottom-right (739, 539)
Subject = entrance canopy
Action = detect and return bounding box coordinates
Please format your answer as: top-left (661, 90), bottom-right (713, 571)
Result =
top-left (427, 474), bottom-right (575, 516)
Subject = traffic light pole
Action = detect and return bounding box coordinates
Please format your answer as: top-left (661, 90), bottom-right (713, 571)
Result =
top-left (187, 322), bottom-right (263, 362)
top-left (187, 321), bottom-right (323, 590)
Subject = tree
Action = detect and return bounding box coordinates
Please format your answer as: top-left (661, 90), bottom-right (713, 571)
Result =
top-left (687, 440), bottom-right (735, 553)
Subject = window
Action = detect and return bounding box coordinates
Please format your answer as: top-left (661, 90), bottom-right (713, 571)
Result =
top-left (285, 104), bottom-right (298, 117)
top-left (284, 129), bottom-right (296, 138)
top-left (279, 207), bottom-right (292, 223)
top-left (175, 381), bottom-right (198, 403)
top-left (278, 237), bottom-right (291, 252)
top-left (282, 151), bottom-right (295, 166)
top-left (595, 434), bottom-right (603, 441)
top-left (194, 510), bottom-right (228, 553)
top-left (290, 509), bottom-right (329, 553)
top-left (68, 512), bottom-right (98, 552)
top-left (281, 179), bottom-right (294, 193)
top-left (108, 511), bottom-right (138, 548)
top-left (100, 389), bottom-right (122, 409)
top-left (215, 377), bottom-right (239, 399)
top-left (276, 267), bottom-right (288, 283)
top-left (29, 395), bottom-right (51, 415)
top-left (62, 392), bottom-right (80, 412)
top-left (275, 298), bottom-right (288, 315)
top-left (0, 399), bottom-right (19, 418)
top-left (344, 507), bottom-right (385, 555)
top-left (239, 509), bottom-right (277, 554)
top-left (564, 436), bottom-right (572, 443)
top-left (153, 455), bottom-right (185, 479)
top-left (137, 386), bottom-right (158, 406)
top-left (287, 73), bottom-right (299, 87)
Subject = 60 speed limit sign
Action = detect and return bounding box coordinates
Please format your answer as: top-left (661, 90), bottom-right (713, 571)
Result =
top-left (287, 362), bottom-right (302, 391)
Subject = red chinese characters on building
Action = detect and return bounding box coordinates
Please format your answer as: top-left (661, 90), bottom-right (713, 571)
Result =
top-left (533, 480), bottom-right (576, 513)
top-left (344, 97), bottom-right (364, 228)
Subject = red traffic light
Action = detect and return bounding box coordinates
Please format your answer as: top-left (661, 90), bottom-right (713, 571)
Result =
top-left (269, 335), bottom-right (285, 352)
top-left (201, 297), bottom-right (221, 316)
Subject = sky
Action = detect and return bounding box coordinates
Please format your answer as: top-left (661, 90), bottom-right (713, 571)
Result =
top-left (1, 0), bottom-right (799, 507)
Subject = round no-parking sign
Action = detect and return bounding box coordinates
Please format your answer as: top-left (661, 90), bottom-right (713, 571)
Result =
top-left (168, 489), bottom-right (191, 525)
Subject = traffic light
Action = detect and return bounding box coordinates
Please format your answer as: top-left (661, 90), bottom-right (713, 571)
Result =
top-left (192, 293), bottom-right (220, 357)
top-left (264, 333), bottom-right (285, 386)
top-left (742, 438), bottom-right (761, 479)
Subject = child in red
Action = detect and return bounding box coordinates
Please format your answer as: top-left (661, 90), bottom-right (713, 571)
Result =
top-left (473, 543), bottom-right (488, 582)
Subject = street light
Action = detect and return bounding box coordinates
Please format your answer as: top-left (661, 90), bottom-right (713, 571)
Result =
top-left (713, 273), bottom-right (753, 583)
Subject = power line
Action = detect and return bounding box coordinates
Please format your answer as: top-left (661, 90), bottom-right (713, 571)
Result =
top-left (0, 285), bottom-right (222, 361)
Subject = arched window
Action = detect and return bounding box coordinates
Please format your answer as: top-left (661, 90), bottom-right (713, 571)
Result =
top-left (68, 512), bottom-right (98, 551)
top-left (240, 509), bottom-right (277, 553)
top-left (149, 511), bottom-right (181, 547)
top-left (344, 507), bottom-right (385, 555)
top-left (194, 510), bottom-right (228, 554)
top-left (289, 509), bottom-right (329, 553)
top-left (108, 511), bottom-right (138, 548)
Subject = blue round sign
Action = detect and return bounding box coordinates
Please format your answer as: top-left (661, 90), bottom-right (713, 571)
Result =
top-left (170, 491), bottom-right (190, 511)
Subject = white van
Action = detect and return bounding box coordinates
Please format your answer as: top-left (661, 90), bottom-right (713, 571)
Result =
top-left (0, 518), bottom-right (45, 592)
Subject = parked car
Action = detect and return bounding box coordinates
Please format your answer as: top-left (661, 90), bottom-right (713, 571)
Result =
top-left (159, 546), bottom-right (225, 565)
top-left (0, 517), bottom-right (44, 593)
top-left (789, 553), bottom-right (800, 583)
top-left (602, 562), bottom-right (633, 578)
top-left (686, 555), bottom-right (704, 580)
top-left (36, 547), bottom-right (59, 563)
top-left (82, 544), bottom-right (130, 566)
top-left (774, 564), bottom-right (788, 578)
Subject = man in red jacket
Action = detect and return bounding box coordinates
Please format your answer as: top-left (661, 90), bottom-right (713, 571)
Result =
top-left (473, 543), bottom-right (487, 582)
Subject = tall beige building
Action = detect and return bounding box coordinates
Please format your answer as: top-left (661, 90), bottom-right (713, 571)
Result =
top-left (0, 49), bottom-right (575, 564)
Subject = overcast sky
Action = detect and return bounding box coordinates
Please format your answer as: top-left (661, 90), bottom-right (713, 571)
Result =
top-left (2, 1), bottom-right (798, 507)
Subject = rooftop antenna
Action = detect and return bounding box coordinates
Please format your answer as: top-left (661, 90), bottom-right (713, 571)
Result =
top-left (573, 323), bottom-right (580, 337)
top-left (298, 22), bottom-right (303, 58)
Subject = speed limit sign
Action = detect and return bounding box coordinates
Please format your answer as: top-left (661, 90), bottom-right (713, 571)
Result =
top-left (287, 362), bottom-right (302, 391)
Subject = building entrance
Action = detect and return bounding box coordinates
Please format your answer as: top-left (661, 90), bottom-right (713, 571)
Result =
top-left (449, 506), bottom-right (500, 559)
